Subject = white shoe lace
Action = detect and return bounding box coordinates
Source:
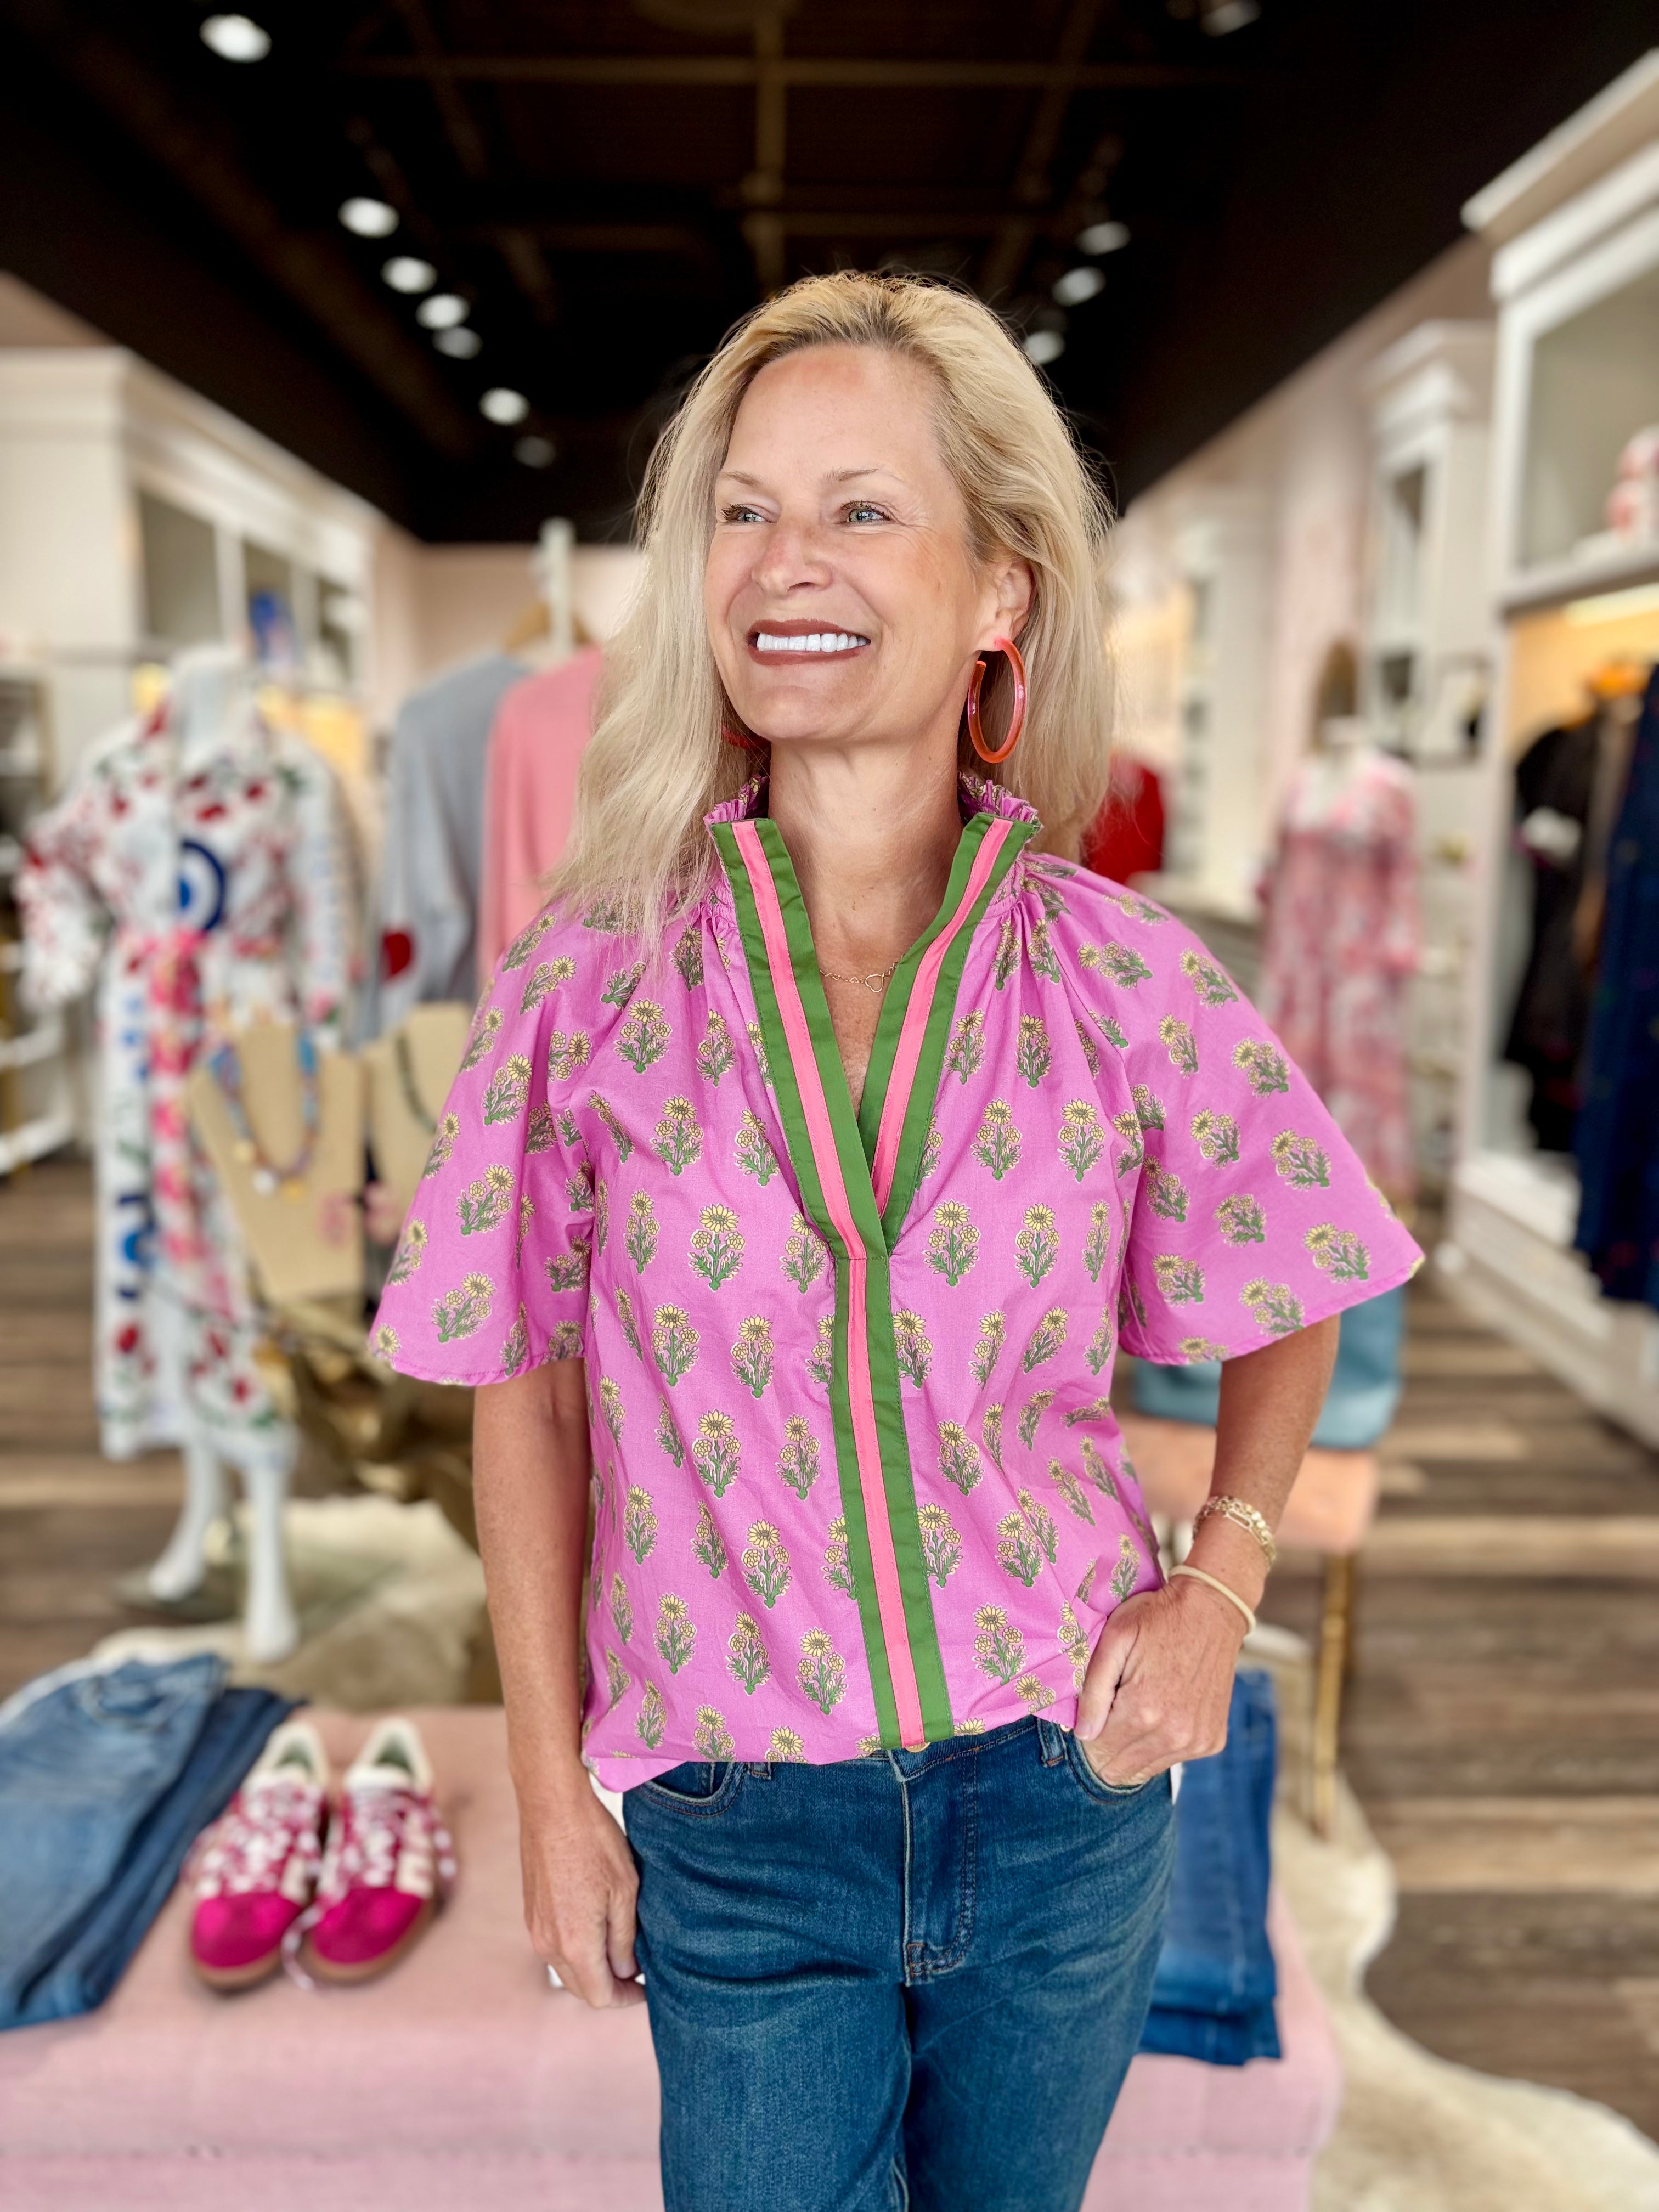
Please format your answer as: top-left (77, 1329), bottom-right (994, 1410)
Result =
top-left (187, 1778), bottom-right (325, 1899)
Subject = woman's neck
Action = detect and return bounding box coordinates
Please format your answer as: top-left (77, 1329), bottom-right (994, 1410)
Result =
top-left (766, 735), bottom-right (964, 969)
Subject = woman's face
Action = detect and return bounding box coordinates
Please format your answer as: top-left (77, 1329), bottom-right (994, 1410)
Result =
top-left (706, 344), bottom-right (1028, 757)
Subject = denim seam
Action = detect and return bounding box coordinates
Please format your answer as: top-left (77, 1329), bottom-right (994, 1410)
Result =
top-left (636, 1762), bottom-right (746, 1817)
top-left (895, 1754), bottom-right (916, 1988)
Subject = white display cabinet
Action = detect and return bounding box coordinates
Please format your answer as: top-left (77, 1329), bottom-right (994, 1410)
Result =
top-left (0, 349), bottom-right (380, 790)
top-left (1361, 320), bottom-right (1496, 1193)
top-left (1448, 52), bottom-right (1659, 1447)
top-left (1143, 488), bottom-right (1271, 933)
top-left (0, 348), bottom-right (381, 1159)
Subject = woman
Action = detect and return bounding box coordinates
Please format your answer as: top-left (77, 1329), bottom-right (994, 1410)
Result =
top-left (374, 273), bottom-right (1420, 2212)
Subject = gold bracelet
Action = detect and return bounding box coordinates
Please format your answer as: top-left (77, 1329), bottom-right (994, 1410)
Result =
top-left (1169, 1563), bottom-right (1257, 1636)
top-left (1193, 1494), bottom-right (1278, 1568)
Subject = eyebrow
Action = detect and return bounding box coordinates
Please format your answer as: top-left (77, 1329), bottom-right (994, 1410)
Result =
top-left (714, 465), bottom-right (906, 488)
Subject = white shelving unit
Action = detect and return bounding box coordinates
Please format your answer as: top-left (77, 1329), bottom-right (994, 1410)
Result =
top-left (0, 349), bottom-right (382, 1159)
top-left (0, 668), bottom-right (75, 1175)
top-left (1448, 52), bottom-right (1659, 1446)
top-left (1361, 320), bottom-right (1496, 1193)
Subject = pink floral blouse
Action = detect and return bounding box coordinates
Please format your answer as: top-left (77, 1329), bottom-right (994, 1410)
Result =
top-left (373, 774), bottom-right (1421, 1787)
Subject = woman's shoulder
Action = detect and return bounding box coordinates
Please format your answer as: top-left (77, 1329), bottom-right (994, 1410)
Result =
top-left (1027, 857), bottom-right (1242, 1017)
top-left (478, 892), bottom-right (723, 1072)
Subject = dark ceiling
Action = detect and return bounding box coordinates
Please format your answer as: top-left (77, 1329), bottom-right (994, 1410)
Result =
top-left (0, 1), bottom-right (1651, 541)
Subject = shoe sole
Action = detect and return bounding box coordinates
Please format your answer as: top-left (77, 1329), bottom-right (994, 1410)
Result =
top-left (191, 1948), bottom-right (285, 1993)
top-left (299, 1894), bottom-right (436, 1985)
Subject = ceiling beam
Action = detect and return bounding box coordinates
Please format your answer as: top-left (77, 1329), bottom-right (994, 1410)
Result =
top-left (390, 0), bottom-right (490, 180)
top-left (336, 55), bottom-right (1251, 91)
top-left (9, 2), bottom-right (480, 460)
top-left (980, 0), bottom-right (1108, 300)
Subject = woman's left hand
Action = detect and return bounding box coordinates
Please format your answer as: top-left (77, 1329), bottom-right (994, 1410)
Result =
top-left (1073, 1576), bottom-right (1248, 1786)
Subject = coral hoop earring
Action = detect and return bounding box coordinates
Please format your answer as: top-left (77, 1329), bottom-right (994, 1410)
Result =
top-left (966, 636), bottom-right (1028, 765)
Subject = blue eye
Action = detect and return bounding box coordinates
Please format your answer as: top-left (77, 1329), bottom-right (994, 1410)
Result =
top-left (845, 503), bottom-right (885, 524)
top-left (721, 503), bottom-right (764, 524)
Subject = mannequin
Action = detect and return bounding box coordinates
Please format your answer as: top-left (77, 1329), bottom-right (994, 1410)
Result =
top-left (19, 645), bottom-right (355, 1661)
top-left (1258, 645), bottom-right (1419, 1200)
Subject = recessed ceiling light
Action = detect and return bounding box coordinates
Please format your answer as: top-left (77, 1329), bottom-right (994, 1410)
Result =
top-left (382, 256), bottom-right (437, 295)
top-left (434, 327), bottom-right (481, 358)
top-left (416, 293), bottom-right (469, 330)
top-left (1024, 330), bottom-right (1065, 366)
top-left (1053, 266), bottom-right (1105, 308)
top-left (1077, 219), bottom-right (1130, 256)
top-left (516, 436), bottom-right (557, 469)
top-left (481, 387), bottom-right (530, 425)
top-left (340, 198), bottom-right (398, 239)
top-left (1201, 0), bottom-right (1260, 32)
top-left (200, 14), bottom-right (270, 61)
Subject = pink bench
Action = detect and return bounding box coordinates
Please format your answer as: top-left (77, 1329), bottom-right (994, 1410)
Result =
top-left (0, 1708), bottom-right (1340, 2211)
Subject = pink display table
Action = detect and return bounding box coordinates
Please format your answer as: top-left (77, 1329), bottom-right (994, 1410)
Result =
top-left (0, 1708), bottom-right (1341, 2211)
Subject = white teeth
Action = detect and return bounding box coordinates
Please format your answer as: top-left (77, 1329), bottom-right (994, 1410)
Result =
top-left (754, 631), bottom-right (870, 653)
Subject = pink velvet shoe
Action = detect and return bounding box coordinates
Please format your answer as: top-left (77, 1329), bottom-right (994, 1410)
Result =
top-left (289, 1718), bottom-right (456, 1988)
top-left (187, 1718), bottom-right (329, 1991)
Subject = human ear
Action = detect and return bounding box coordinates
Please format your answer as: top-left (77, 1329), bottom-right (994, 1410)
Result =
top-left (979, 556), bottom-right (1035, 647)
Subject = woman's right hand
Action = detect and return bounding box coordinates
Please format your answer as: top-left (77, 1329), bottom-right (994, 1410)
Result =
top-left (519, 1780), bottom-right (646, 2008)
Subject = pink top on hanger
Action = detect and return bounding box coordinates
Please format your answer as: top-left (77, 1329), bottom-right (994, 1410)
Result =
top-left (476, 647), bottom-right (603, 983)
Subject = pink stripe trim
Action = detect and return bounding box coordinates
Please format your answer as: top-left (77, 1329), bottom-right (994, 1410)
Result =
top-left (732, 821), bottom-right (927, 1751)
top-left (870, 819), bottom-right (1013, 1215)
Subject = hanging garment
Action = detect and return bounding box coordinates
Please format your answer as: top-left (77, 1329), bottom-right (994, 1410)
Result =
top-left (1082, 754), bottom-right (1165, 884)
top-left (1575, 665), bottom-right (1659, 1306)
top-left (371, 770), bottom-right (1421, 1788)
top-left (376, 653), bottom-right (523, 1035)
top-left (1258, 749), bottom-right (1419, 1196)
top-left (476, 646), bottom-right (603, 980)
top-left (18, 662), bottom-right (354, 1466)
top-left (1502, 717), bottom-right (1599, 1152)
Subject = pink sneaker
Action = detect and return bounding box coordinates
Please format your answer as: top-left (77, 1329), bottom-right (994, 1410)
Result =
top-left (290, 1718), bottom-right (455, 1988)
top-left (188, 1718), bottom-right (329, 1990)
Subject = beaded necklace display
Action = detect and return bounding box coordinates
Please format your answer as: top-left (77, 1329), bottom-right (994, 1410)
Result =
top-left (392, 1030), bottom-right (437, 1132)
top-left (208, 1030), bottom-right (320, 1200)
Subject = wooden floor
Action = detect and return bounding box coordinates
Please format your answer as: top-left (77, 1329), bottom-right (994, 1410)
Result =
top-left (3, 1159), bottom-right (1657, 2141)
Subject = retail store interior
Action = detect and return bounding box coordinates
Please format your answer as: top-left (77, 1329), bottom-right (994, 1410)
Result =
top-left (2, 6), bottom-right (1658, 2208)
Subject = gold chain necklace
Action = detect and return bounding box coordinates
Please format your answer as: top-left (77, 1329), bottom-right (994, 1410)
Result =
top-left (819, 958), bottom-right (902, 994)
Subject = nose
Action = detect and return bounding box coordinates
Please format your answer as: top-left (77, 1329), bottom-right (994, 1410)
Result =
top-left (750, 514), bottom-right (834, 599)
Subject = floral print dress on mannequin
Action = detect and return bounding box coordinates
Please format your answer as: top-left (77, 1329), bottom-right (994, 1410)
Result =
top-left (18, 650), bottom-right (355, 1472)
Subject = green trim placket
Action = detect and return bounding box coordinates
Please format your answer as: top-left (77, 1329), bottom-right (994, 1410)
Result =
top-left (710, 805), bottom-right (1031, 1750)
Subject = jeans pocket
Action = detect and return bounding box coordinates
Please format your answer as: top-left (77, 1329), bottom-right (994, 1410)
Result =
top-left (637, 1759), bottom-right (745, 1815)
top-left (1063, 1728), bottom-right (1158, 1805)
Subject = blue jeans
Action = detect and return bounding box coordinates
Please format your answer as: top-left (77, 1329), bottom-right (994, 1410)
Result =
top-left (0, 1655), bottom-right (294, 2028)
top-left (624, 1714), bottom-right (1176, 2212)
top-left (1142, 1667), bottom-right (1278, 2064)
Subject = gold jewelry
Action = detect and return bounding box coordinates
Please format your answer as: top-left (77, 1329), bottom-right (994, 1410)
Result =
top-left (819, 958), bottom-right (901, 994)
top-left (1193, 1494), bottom-right (1278, 1568)
top-left (1170, 1563), bottom-right (1257, 1636)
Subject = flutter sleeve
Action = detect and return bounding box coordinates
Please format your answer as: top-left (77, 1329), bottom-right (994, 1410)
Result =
top-left (369, 911), bottom-right (595, 1385)
top-left (16, 765), bottom-right (110, 1012)
top-left (1073, 889), bottom-right (1424, 1363)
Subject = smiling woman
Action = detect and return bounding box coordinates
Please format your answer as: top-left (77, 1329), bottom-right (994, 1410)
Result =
top-left (369, 271), bottom-right (1420, 2212)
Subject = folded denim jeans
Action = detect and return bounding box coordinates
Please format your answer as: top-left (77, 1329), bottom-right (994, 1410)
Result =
top-left (1139, 1666), bottom-right (1279, 2064)
top-left (0, 1655), bottom-right (294, 2029)
top-left (1134, 1283), bottom-right (1406, 1449)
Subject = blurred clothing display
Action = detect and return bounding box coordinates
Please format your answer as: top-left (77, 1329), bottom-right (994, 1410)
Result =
top-left (0, 1655), bottom-right (293, 2030)
top-left (376, 652), bottom-right (523, 1034)
top-left (476, 645), bottom-right (602, 979)
top-left (16, 651), bottom-right (354, 1468)
top-left (1141, 1668), bottom-right (1279, 2066)
top-left (1503, 681), bottom-right (1644, 1154)
top-left (1575, 664), bottom-right (1659, 1308)
top-left (1082, 754), bottom-right (1165, 884)
top-left (1259, 743), bottom-right (1418, 1197)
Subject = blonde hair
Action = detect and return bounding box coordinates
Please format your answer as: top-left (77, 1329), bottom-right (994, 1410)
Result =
top-left (551, 271), bottom-right (1114, 936)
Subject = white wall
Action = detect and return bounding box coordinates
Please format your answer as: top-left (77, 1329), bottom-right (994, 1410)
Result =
top-left (1113, 235), bottom-right (1498, 869)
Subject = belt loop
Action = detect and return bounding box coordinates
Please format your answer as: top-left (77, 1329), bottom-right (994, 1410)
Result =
top-left (1035, 1718), bottom-right (1066, 1766)
top-left (746, 1760), bottom-right (773, 1780)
